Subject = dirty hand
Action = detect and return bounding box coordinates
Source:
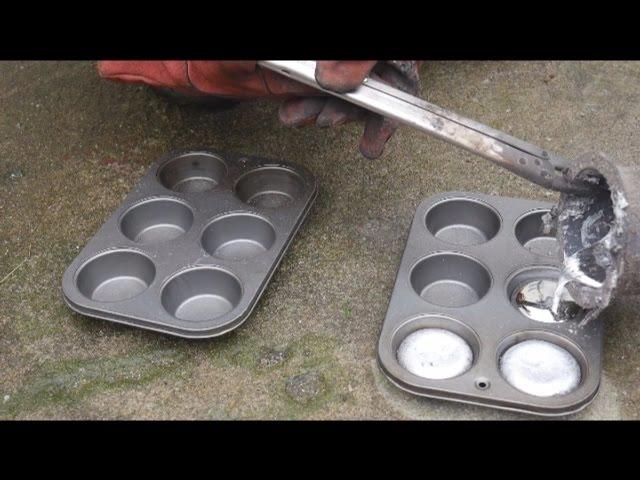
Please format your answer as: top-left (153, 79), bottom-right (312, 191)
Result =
top-left (279, 61), bottom-right (422, 159)
top-left (97, 60), bottom-right (421, 159)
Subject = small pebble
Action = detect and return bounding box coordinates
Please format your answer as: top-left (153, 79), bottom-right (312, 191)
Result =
top-left (8, 169), bottom-right (23, 181)
top-left (285, 372), bottom-right (324, 404)
top-left (258, 348), bottom-right (286, 368)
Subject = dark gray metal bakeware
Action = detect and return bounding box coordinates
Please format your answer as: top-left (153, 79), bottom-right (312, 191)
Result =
top-left (377, 192), bottom-right (603, 416)
top-left (62, 149), bottom-right (317, 338)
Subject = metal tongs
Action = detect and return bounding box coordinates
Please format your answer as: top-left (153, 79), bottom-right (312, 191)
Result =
top-left (259, 60), bottom-right (588, 195)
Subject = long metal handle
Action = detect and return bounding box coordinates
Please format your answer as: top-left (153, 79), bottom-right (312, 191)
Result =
top-left (259, 60), bottom-right (584, 194)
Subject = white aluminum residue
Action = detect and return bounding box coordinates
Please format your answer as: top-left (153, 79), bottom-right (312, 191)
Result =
top-left (500, 339), bottom-right (581, 397)
top-left (397, 328), bottom-right (473, 380)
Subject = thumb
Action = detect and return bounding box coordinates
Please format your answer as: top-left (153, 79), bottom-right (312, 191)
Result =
top-left (315, 61), bottom-right (377, 93)
top-left (359, 114), bottom-right (398, 160)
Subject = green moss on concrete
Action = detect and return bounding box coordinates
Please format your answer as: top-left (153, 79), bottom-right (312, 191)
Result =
top-left (264, 333), bottom-right (353, 419)
top-left (1, 348), bottom-right (188, 418)
top-left (341, 302), bottom-right (353, 319)
top-left (196, 332), bottom-right (352, 419)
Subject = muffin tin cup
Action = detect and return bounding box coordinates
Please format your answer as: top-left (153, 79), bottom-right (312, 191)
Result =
top-left (377, 192), bottom-right (603, 416)
top-left (62, 149), bottom-right (317, 338)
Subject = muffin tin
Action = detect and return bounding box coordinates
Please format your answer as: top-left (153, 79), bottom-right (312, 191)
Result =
top-left (62, 149), bottom-right (317, 338)
top-left (377, 192), bottom-right (604, 416)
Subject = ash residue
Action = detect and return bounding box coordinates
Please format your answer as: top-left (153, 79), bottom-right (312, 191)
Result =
top-left (541, 211), bottom-right (556, 236)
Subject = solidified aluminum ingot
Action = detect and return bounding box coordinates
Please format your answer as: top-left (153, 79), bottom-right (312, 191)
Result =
top-left (500, 339), bottom-right (581, 397)
top-left (397, 328), bottom-right (473, 380)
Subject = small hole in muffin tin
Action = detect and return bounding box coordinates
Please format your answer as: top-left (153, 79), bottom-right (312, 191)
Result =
top-left (475, 378), bottom-right (490, 390)
top-left (235, 166), bottom-right (304, 208)
top-left (426, 198), bottom-right (501, 246)
top-left (410, 253), bottom-right (491, 307)
top-left (158, 152), bottom-right (227, 193)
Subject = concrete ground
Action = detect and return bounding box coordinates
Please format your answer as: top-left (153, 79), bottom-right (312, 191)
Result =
top-left (1, 61), bottom-right (638, 419)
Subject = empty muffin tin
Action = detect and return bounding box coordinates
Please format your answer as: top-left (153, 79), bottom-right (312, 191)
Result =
top-left (377, 192), bottom-right (604, 416)
top-left (62, 149), bottom-right (317, 338)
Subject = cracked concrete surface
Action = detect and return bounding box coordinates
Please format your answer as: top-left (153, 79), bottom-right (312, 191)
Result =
top-left (1, 61), bottom-right (638, 419)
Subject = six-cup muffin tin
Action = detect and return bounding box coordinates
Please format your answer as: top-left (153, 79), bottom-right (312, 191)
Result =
top-left (62, 149), bottom-right (317, 338)
top-left (377, 192), bottom-right (604, 416)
